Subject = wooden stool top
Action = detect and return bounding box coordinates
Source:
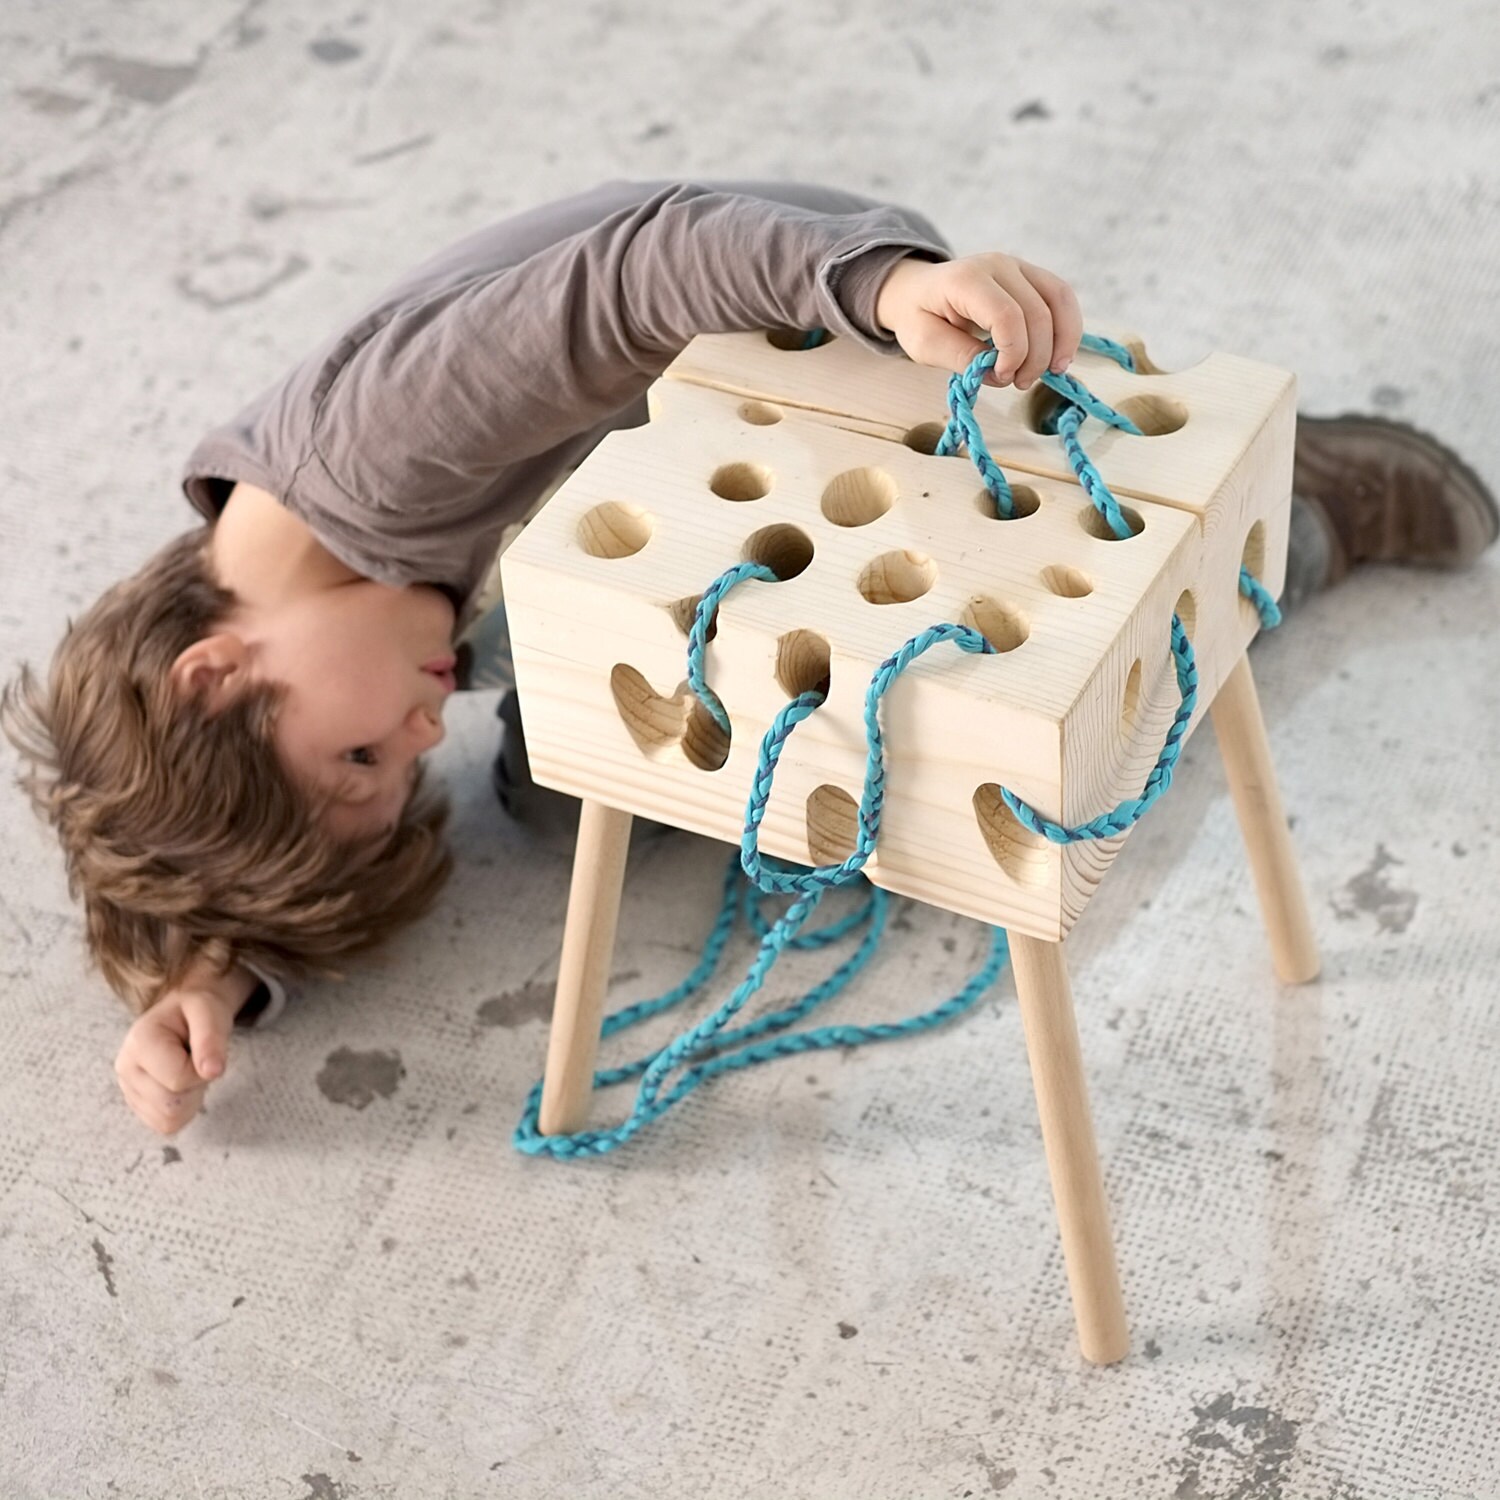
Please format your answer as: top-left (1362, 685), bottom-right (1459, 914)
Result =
top-left (502, 329), bottom-right (1294, 940)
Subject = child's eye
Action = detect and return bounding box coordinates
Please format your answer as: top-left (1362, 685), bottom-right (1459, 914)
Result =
top-left (344, 746), bottom-right (378, 767)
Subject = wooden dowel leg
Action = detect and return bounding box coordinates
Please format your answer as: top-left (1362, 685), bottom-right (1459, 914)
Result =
top-left (537, 800), bottom-right (634, 1135)
top-left (1209, 655), bottom-right (1321, 984)
top-left (1009, 933), bottom-right (1130, 1366)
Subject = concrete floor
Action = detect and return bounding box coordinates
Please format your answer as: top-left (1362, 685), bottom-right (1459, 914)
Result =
top-left (3, 3), bottom-right (1499, 1496)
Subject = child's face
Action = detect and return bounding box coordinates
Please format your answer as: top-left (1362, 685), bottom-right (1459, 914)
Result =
top-left (247, 580), bottom-right (458, 842)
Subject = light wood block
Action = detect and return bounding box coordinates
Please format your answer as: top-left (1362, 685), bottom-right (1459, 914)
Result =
top-left (502, 331), bottom-right (1296, 941)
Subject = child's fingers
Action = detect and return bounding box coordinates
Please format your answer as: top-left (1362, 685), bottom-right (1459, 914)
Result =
top-left (1019, 260), bottom-right (1083, 373)
top-left (179, 990), bottom-right (231, 1082)
top-left (945, 272), bottom-right (1030, 385)
top-left (128, 1017), bottom-right (204, 1095)
top-left (991, 269), bottom-right (1054, 391)
top-left (117, 1060), bottom-right (206, 1135)
top-left (910, 314), bottom-right (991, 380)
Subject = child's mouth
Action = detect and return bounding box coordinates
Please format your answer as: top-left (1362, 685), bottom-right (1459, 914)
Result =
top-left (422, 655), bottom-right (458, 694)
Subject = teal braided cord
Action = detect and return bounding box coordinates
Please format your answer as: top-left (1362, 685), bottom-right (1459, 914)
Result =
top-left (1080, 331), bottom-right (1137, 370)
top-left (1001, 613), bottom-right (1198, 843)
top-left (688, 561), bottom-right (778, 733)
top-left (513, 326), bottom-right (1279, 1160)
top-left (740, 623), bottom-right (994, 895)
top-left (512, 630), bottom-right (1003, 1159)
top-left (935, 343), bottom-right (1141, 520)
top-left (1239, 567), bottom-right (1282, 628)
top-left (935, 352), bottom-right (1016, 514)
top-left (941, 333), bottom-right (1283, 626)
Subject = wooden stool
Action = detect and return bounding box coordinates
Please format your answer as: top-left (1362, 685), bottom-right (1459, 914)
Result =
top-left (501, 329), bottom-right (1320, 1365)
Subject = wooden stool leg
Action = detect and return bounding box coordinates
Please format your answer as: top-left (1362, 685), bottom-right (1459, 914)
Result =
top-left (537, 800), bottom-right (634, 1135)
top-left (1209, 655), bottom-right (1321, 984)
top-left (1009, 933), bottom-right (1130, 1366)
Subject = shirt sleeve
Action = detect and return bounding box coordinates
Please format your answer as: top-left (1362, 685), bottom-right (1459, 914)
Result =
top-left (287, 183), bottom-right (950, 584)
top-left (233, 964), bottom-right (292, 1030)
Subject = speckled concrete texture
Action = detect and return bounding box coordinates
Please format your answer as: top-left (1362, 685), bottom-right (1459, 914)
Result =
top-left (2, 4), bottom-right (1499, 1497)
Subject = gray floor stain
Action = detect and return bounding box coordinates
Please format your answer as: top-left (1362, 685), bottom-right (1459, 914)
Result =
top-left (175, 246), bottom-right (310, 309)
top-left (974, 1449), bottom-right (1017, 1492)
top-left (0, 162), bottom-right (109, 239)
top-left (477, 980), bottom-right (554, 1029)
top-left (1350, 1081), bottom-right (1397, 1184)
top-left (91, 1237), bottom-right (117, 1298)
top-left (299, 1476), bottom-right (346, 1500)
top-left (1331, 844), bottom-right (1419, 933)
top-left (316, 1048), bottom-right (405, 1110)
top-left (1171, 1394), bottom-right (1305, 1499)
top-left (67, 52), bottom-right (200, 106)
top-left (477, 969), bottom-right (641, 1028)
top-left (17, 87), bottom-right (91, 116)
top-left (309, 38), bottom-right (363, 63)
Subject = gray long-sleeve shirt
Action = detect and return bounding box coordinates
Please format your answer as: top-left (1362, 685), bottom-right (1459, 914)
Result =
top-left (181, 179), bottom-right (951, 616)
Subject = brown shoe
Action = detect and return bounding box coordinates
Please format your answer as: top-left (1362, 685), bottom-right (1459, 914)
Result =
top-left (1292, 414), bottom-right (1499, 584)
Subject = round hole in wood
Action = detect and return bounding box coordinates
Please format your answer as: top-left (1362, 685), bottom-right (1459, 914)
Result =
top-left (739, 400), bottom-right (784, 426)
top-left (666, 594), bottom-right (717, 641)
top-left (975, 483), bottom-right (1041, 521)
top-left (960, 596), bottom-right (1029, 653)
top-left (1025, 385), bottom-right (1071, 435)
top-left (857, 550), bottom-right (937, 605)
top-left (610, 663), bottom-right (686, 757)
top-left (578, 502), bottom-right (653, 559)
top-left (973, 784), bottom-right (1049, 888)
top-left (1173, 589), bottom-right (1198, 639)
top-left (821, 466), bottom-right (897, 527)
top-left (1241, 518), bottom-right (1267, 580)
top-left (776, 629), bottom-right (831, 699)
top-left (902, 421), bottom-right (953, 455)
top-left (744, 523), bottom-right (815, 580)
top-left (807, 784), bottom-right (860, 864)
top-left (710, 461), bottom-right (773, 502)
top-left (1122, 338), bottom-right (1168, 375)
top-left (766, 328), bottom-right (833, 351)
top-left (1042, 563), bottom-right (1094, 598)
top-left (1120, 658), bottom-right (1142, 737)
top-left (1080, 503), bottom-right (1145, 541)
top-left (683, 698), bottom-right (730, 771)
top-left (1116, 394), bottom-right (1188, 436)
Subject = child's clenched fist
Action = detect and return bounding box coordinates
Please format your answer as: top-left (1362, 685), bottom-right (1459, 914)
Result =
top-left (113, 961), bottom-right (253, 1134)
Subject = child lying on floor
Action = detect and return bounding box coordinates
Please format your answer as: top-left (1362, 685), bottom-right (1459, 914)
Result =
top-left (6, 180), bottom-right (1494, 1136)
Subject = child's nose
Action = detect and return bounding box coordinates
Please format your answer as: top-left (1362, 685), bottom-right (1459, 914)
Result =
top-left (407, 704), bottom-right (445, 752)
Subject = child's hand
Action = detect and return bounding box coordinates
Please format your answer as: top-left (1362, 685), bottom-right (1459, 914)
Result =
top-left (875, 251), bottom-right (1084, 392)
top-left (113, 964), bottom-right (252, 1135)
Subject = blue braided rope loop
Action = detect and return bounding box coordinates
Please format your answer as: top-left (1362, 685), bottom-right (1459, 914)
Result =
top-left (688, 561), bottom-right (778, 732)
top-left (942, 332), bottom-right (1283, 628)
top-left (512, 326), bottom-right (1277, 1160)
top-left (1080, 331), bottom-right (1137, 370)
top-left (739, 623), bottom-right (994, 895)
top-left (513, 852), bottom-right (1014, 1158)
top-left (1002, 613), bottom-right (1198, 843)
top-left (1239, 567), bottom-right (1282, 629)
top-left (515, 581), bottom-right (1197, 1160)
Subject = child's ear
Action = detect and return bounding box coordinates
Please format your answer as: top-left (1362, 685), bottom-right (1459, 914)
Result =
top-left (170, 633), bottom-right (251, 713)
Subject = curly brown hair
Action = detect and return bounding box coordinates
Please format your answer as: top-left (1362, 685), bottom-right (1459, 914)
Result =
top-left (2, 527), bottom-right (453, 1015)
